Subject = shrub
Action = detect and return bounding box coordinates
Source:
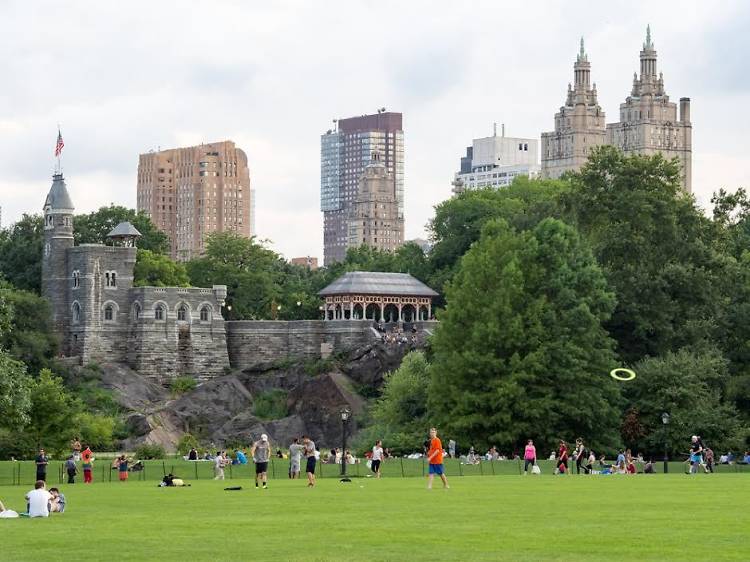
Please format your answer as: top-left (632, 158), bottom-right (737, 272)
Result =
top-left (303, 357), bottom-right (336, 377)
top-left (176, 433), bottom-right (199, 456)
top-left (170, 376), bottom-right (197, 395)
top-left (253, 389), bottom-right (288, 421)
top-left (134, 443), bottom-right (166, 459)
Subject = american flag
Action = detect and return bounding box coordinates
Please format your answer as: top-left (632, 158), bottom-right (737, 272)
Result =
top-left (54, 129), bottom-right (64, 157)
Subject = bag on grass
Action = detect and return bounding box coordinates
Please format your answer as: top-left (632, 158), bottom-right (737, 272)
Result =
top-left (366, 460), bottom-right (372, 470)
top-left (531, 464), bottom-right (541, 475)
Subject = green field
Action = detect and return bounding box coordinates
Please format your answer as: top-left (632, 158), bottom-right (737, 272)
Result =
top-left (1, 473), bottom-right (747, 561)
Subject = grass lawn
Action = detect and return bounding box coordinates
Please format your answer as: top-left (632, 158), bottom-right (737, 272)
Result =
top-left (0, 474), bottom-right (747, 561)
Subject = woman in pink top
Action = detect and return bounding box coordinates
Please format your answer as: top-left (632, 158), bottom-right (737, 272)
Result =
top-left (523, 439), bottom-right (537, 474)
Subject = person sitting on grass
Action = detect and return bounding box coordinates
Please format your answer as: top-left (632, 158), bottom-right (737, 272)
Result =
top-left (49, 488), bottom-right (66, 513)
top-left (643, 459), bottom-right (655, 474)
top-left (0, 498), bottom-right (19, 518)
top-left (25, 480), bottom-right (51, 518)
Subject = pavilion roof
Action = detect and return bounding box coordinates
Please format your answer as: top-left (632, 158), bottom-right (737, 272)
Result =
top-left (319, 271), bottom-right (438, 297)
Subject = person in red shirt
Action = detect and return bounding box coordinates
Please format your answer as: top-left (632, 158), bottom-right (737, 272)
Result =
top-left (556, 440), bottom-right (569, 475)
top-left (426, 427), bottom-right (449, 490)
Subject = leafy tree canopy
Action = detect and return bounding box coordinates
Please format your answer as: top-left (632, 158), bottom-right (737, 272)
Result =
top-left (74, 205), bottom-right (170, 254)
top-left (133, 249), bottom-right (190, 287)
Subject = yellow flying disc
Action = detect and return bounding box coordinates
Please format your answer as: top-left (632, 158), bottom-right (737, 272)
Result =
top-left (610, 368), bottom-right (636, 381)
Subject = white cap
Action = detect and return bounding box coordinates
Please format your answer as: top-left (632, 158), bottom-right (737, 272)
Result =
top-left (261, 434), bottom-right (268, 441)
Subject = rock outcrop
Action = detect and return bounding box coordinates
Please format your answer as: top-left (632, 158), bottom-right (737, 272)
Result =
top-left (95, 340), bottom-right (419, 452)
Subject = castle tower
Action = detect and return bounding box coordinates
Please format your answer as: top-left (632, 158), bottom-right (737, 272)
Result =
top-left (42, 173), bottom-right (75, 353)
top-left (606, 26), bottom-right (692, 191)
top-left (541, 38), bottom-right (607, 178)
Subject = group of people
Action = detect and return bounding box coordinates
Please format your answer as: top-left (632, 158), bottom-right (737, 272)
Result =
top-left (377, 323), bottom-right (419, 346)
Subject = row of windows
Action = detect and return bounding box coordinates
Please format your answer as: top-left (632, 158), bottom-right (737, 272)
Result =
top-left (72, 302), bottom-right (213, 324)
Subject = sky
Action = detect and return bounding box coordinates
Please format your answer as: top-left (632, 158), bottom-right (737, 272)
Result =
top-left (1, 0), bottom-right (749, 261)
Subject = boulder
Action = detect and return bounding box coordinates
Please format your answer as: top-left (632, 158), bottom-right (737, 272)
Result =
top-left (97, 362), bottom-right (169, 411)
top-left (125, 413), bottom-right (151, 437)
top-left (211, 412), bottom-right (306, 447)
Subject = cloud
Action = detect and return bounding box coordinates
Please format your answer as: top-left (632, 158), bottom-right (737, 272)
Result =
top-left (0, 0), bottom-right (748, 257)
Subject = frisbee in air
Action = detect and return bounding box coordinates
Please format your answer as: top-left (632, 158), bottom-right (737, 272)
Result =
top-left (610, 368), bottom-right (636, 381)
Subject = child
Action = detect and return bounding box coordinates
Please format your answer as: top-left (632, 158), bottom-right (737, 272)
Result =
top-left (49, 488), bottom-right (66, 513)
top-left (118, 455), bottom-right (129, 481)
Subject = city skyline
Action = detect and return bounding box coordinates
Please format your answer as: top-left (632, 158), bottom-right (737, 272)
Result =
top-left (1, 1), bottom-right (749, 261)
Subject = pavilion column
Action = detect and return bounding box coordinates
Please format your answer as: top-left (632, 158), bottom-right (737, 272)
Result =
top-left (378, 303), bottom-right (384, 323)
top-left (324, 304), bottom-right (329, 321)
top-left (427, 303), bottom-right (432, 320)
top-left (398, 300), bottom-right (403, 323)
top-left (350, 301), bottom-right (354, 320)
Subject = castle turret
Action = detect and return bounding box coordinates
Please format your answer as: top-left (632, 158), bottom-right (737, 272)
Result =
top-left (42, 173), bottom-right (75, 350)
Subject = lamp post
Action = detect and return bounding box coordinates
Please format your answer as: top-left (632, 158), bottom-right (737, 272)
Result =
top-left (661, 412), bottom-right (670, 474)
top-left (340, 406), bottom-right (351, 481)
top-left (225, 304), bottom-right (232, 320)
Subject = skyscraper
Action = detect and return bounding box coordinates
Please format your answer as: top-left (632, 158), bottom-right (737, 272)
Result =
top-left (320, 111), bottom-right (404, 265)
top-left (137, 140), bottom-right (252, 261)
top-left (541, 38), bottom-right (606, 179)
top-left (606, 26), bottom-right (692, 192)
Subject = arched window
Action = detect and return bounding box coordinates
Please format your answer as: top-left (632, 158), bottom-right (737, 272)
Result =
top-left (104, 305), bottom-right (114, 321)
top-left (133, 302), bottom-right (141, 320)
top-left (155, 305), bottom-right (165, 321)
top-left (177, 305), bottom-right (188, 321)
top-left (72, 270), bottom-right (80, 288)
top-left (111, 272), bottom-right (117, 287)
top-left (72, 302), bottom-right (81, 324)
top-left (200, 306), bottom-right (210, 322)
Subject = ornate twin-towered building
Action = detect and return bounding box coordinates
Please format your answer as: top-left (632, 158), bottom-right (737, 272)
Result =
top-left (541, 26), bottom-right (692, 192)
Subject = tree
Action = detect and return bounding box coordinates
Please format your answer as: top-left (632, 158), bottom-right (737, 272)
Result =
top-left (428, 218), bottom-right (622, 454)
top-left (0, 283), bottom-right (58, 372)
top-left (25, 369), bottom-right (78, 452)
top-left (186, 232), bottom-right (285, 319)
top-left (133, 249), bottom-right (190, 287)
top-left (427, 177), bottom-right (567, 296)
top-left (0, 351), bottom-right (33, 430)
top-left (74, 205), bottom-right (169, 254)
top-left (354, 351), bottom-right (431, 454)
top-left (0, 214), bottom-right (44, 293)
top-left (563, 146), bottom-right (732, 363)
top-left (624, 347), bottom-right (746, 456)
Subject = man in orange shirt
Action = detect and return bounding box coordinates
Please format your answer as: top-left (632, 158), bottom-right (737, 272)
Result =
top-left (426, 427), bottom-right (449, 490)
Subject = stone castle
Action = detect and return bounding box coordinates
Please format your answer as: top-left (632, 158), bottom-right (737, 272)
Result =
top-left (542, 27), bottom-right (692, 191)
top-left (42, 174), bottom-right (437, 384)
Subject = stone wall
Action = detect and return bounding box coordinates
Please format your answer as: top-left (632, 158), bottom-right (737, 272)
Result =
top-left (226, 319), bottom-right (376, 370)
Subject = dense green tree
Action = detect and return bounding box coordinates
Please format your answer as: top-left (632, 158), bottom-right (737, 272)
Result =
top-left (0, 214), bottom-right (44, 293)
top-left (0, 283), bottom-right (58, 372)
top-left (24, 369), bottom-right (79, 452)
top-left (428, 218), bottom-right (622, 454)
top-left (0, 351), bottom-right (33, 430)
top-left (74, 205), bottom-right (170, 254)
top-left (427, 177), bottom-right (566, 296)
top-left (133, 249), bottom-right (190, 287)
top-left (186, 232), bottom-right (285, 319)
top-left (563, 146), bottom-right (732, 363)
top-left (353, 351), bottom-right (431, 454)
top-left (623, 347), bottom-right (746, 456)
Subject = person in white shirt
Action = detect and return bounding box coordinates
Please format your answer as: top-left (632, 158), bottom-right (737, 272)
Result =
top-left (371, 440), bottom-right (384, 479)
top-left (26, 480), bottom-right (51, 518)
top-left (213, 451), bottom-right (227, 480)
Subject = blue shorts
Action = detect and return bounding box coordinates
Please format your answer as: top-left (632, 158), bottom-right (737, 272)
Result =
top-left (690, 454), bottom-right (702, 463)
top-left (428, 463), bottom-right (444, 475)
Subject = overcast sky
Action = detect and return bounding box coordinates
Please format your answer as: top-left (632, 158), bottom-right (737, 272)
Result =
top-left (1, 0), bottom-right (748, 260)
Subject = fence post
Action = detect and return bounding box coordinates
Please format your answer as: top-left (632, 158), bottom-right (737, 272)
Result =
top-left (400, 457), bottom-right (405, 477)
top-left (490, 460), bottom-right (496, 475)
top-left (421, 458), bottom-right (425, 477)
top-left (459, 461), bottom-right (463, 477)
top-left (228, 464), bottom-right (232, 480)
top-left (479, 460), bottom-right (484, 476)
top-left (271, 459), bottom-right (277, 479)
top-left (194, 462), bottom-right (198, 479)
top-left (162, 461), bottom-right (166, 476)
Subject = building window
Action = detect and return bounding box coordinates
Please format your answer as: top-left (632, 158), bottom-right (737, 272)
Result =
top-left (133, 302), bottom-right (141, 320)
top-left (72, 270), bottom-right (80, 288)
top-left (200, 306), bottom-right (210, 322)
top-left (72, 302), bottom-right (81, 324)
top-left (155, 305), bottom-right (165, 321)
top-left (104, 305), bottom-right (114, 321)
top-left (177, 305), bottom-right (188, 321)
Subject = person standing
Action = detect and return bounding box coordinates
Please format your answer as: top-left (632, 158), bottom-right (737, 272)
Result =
top-left (705, 446), bottom-right (714, 474)
top-left (426, 428), bottom-right (449, 490)
top-left (213, 451), bottom-right (226, 480)
top-left (448, 439), bottom-right (456, 459)
top-left (689, 436), bottom-right (703, 475)
top-left (303, 435), bottom-right (317, 487)
top-left (81, 446), bottom-right (94, 484)
top-left (35, 449), bottom-right (49, 483)
top-left (118, 455), bottom-right (129, 482)
top-left (250, 434), bottom-right (271, 490)
top-left (71, 437), bottom-right (82, 461)
top-left (523, 440), bottom-right (537, 474)
top-left (65, 456), bottom-right (78, 484)
top-left (371, 440), bottom-right (384, 479)
top-left (556, 440), bottom-right (569, 475)
top-left (574, 439), bottom-right (586, 475)
top-left (288, 438), bottom-right (304, 479)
